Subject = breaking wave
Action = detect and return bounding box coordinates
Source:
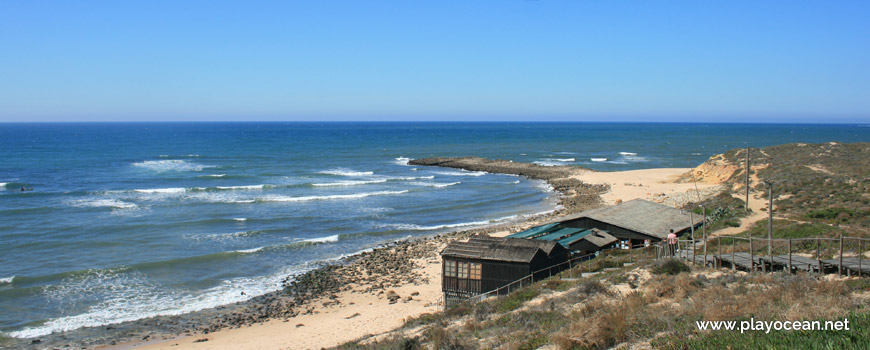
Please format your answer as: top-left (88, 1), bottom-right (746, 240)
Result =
top-left (70, 199), bottom-right (138, 209)
top-left (319, 169), bottom-right (375, 177)
top-left (132, 160), bottom-right (214, 172)
top-left (394, 157), bottom-right (411, 166)
top-left (301, 235), bottom-right (340, 244)
top-left (312, 179), bottom-right (388, 187)
top-left (432, 171), bottom-right (487, 177)
top-left (251, 190), bottom-right (409, 203)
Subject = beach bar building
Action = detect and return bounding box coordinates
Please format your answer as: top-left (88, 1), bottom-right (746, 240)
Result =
top-left (510, 199), bottom-right (702, 252)
top-left (441, 236), bottom-right (569, 307)
top-left (508, 226), bottom-right (618, 256)
top-left (555, 199), bottom-right (703, 245)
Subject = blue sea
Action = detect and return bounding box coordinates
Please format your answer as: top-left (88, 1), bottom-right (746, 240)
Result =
top-left (0, 122), bottom-right (867, 338)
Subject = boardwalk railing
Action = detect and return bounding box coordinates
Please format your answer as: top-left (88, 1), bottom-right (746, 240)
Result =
top-left (447, 243), bottom-right (655, 309)
top-left (658, 235), bottom-right (870, 277)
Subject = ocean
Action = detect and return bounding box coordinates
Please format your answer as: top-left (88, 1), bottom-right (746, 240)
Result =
top-left (0, 122), bottom-right (867, 338)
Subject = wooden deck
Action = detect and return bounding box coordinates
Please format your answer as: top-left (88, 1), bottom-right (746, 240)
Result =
top-left (677, 251), bottom-right (870, 276)
top-left (823, 257), bottom-right (870, 275)
top-left (759, 255), bottom-right (829, 273)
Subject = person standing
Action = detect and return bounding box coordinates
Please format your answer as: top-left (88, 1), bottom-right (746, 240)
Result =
top-left (667, 229), bottom-right (678, 256)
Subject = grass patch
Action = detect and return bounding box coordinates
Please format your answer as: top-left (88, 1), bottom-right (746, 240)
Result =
top-left (741, 219), bottom-right (845, 239)
top-left (651, 312), bottom-right (870, 350)
top-left (845, 279), bottom-right (870, 292)
top-left (495, 287), bottom-right (540, 313)
top-left (336, 336), bottom-right (421, 350)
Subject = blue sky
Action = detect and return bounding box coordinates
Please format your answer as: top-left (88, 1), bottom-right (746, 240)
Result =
top-left (1, 1), bottom-right (869, 122)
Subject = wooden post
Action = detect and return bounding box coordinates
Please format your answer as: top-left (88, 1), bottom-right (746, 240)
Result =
top-left (750, 236), bottom-right (754, 272)
top-left (731, 237), bottom-right (736, 271)
top-left (816, 239), bottom-right (821, 274)
top-left (702, 205), bottom-right (707, 267)
top-left (629, 242), bottom-right (633, 263)
top-left (860, 240), bottom-right (864, 277)
top-left (689, 211), bottom-right (696, 265)
top-left (767, 182), bottom-right (773, 273)
top-left (839, 236), bottom-right (844, 275)
top-left (788, 238), bottom-right (792, 273)
top-left (717, 238), bottom-right (722, 268)
top-left (745, 147), bottom-right (750, 213)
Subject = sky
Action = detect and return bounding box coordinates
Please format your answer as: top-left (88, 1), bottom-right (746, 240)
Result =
top-left (1, 1), bottom-right (869, 123)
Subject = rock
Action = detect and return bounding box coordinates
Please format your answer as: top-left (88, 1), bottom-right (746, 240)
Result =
top-left (296, 323), bottom-right (305, 328)
top-left (345, 313), bottom-right (361, 319)
top-left (410, 291), bottom-right (420, 296)
top-left (193, 338), bottom-right (209, 343)
top-left (386, 290), bottom-right (401, 304)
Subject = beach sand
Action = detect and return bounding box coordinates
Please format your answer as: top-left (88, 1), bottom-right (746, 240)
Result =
top-left (107, 165), bottom-right (727, 350)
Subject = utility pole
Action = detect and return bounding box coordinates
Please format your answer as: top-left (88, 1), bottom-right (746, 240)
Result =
top-left (766, 181), bottom-right (774, 264)
top-left (745, 147), bottom-right (750, 213)
top-left (702, 204), bottom-right (707, 266)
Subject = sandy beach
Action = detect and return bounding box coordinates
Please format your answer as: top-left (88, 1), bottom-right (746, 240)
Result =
top-left (108, 162), bottom-right (726, 350)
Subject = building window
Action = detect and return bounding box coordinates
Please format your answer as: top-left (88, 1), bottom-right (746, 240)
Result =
top-left (445, 260), bottom-right (456, 277)
top-left (457, 261), bottom-right (469, 278)
top-left (469, 263), bottom-right (481, 280)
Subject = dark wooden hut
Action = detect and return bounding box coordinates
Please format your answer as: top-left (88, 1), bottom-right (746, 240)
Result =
top-left (441, 236), bottom-right (569, 306)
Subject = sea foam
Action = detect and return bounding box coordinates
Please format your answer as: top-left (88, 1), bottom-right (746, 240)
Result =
top-left (0, 276), bottom-right (13, 284)
top-left (7, 264), bottom-right (309, 339)
top-left (312, 179), bottom-right (388, 187)
top-left (394, 157), bottom-right (411, 166)
top-left (71, 199), bottom-right (138, 209)
top-left (319, 169), bottom-right (375, 177)
top-left (132, 160), bottom-right (213, 172)
top-left (302, 234), bottom-right (340, 244)
top-left (432, 170), bottom-right (487, 177)
top-left (256, 190), bottom-right (409, 203)
top-left (133, 188), bottom-right (186, 194)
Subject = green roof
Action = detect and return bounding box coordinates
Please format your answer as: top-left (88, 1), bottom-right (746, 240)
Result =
top-left (536, 227), bottom-right (586, 242)
top-left (556, 229), bottom-right (594, 246)
top-left (508, 222), bottom-right (561, 239)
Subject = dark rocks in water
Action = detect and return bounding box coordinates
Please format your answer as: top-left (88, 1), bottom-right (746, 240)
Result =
top-left (410, 157), bottom-right (607, 213)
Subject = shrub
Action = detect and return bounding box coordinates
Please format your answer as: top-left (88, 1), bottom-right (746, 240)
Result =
top-left (652, 259), bottom-right (691, 275)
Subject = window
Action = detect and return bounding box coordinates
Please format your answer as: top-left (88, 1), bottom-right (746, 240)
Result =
top-left (445, 260), bottom-right (456, 277)
top-left (469, 263), bottom-right (481, 280)
top-left (457, 261), bottom-right (469, 278)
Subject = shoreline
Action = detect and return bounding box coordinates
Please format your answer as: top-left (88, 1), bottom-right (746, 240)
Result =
top-left (9, 159), bottom-right (719, 350)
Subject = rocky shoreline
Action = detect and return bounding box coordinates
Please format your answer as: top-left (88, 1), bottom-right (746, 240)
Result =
top-left (9, 158), bottom-right (606, 350)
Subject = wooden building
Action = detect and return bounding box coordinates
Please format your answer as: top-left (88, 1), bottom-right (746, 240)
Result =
top-left (557, 228), bottom-right (618, 255)
top-left (555, 199), bottom-right (703, 245)
top-left (441, 236), bottom-right (569, 307)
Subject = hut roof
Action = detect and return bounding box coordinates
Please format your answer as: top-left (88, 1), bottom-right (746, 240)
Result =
top-left (440, 236), bottom-right (560, 263)
top-left (507, 222), bottom-right (561, 239)
top-left (572, 228), bottom-right (618, 248)
top-left (555, 199), bottom-right (702, 240)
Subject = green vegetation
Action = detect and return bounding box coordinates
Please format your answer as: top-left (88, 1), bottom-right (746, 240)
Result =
top-left (720, 142), bottom-right (870, 227)
top-left (741, 219), bottom-right (845, 239)
top-left (334, 249), bottom-right (869, 350)
top-left (495, 287), bottom-right (540, 313)
top-left (683, 192), bottom-right (749, 232)
top-left (652, 312), bottom-right (870, 350)
top-left (652, 258), bottom-right (691, 275)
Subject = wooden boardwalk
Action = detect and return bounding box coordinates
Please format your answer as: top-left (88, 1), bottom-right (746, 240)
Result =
top-left (677, 251), bottom-right (870, 276)
top-left (759, 255), bottom-right (829, 273)
top-left (823, 257), bottom-right (870, 276)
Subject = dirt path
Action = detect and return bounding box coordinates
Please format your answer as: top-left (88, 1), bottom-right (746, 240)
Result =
top-left (711, 173), bottom-right (768, 237)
